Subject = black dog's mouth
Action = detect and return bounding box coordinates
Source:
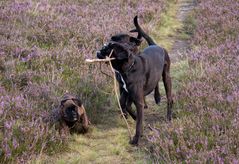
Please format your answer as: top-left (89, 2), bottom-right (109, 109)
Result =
top-left (96, 42), bottom-right (113, 59)
top-left (96, 51), bottom-right (105, 59)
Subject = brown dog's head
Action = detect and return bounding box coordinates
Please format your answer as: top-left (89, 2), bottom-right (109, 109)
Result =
top-left (60, 94), bottom-right (84, 123)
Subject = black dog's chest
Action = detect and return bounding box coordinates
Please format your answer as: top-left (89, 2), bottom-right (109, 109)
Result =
top-left (121, 71), bottom-right (145, 91)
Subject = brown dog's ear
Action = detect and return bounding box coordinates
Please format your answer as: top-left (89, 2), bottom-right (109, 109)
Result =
top-left (60, 100), bottom-right (66, 107)
top-left (72, 98), bottom-right (82, 107)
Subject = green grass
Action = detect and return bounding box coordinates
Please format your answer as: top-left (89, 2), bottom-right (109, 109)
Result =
top-left (152, 0), bottom-right (182, 50)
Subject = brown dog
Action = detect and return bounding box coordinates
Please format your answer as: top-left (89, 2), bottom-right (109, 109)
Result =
top-left (56, 93), bottom-right (89, 135)
top-left (97, 16), bottom-right (173, 145)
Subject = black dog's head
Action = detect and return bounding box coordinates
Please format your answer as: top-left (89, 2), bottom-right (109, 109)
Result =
top-left (97, 33), bottom-right (141, 60)
top-left (97, 41), bottom-right (132, 61)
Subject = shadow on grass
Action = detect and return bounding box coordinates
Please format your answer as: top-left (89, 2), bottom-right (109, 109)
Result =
top-left (75, 79), bottom-right (124, 131)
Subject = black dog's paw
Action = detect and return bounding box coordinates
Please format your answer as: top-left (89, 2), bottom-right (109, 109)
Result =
top-left (121, 113), bottom-right (128, 119)
top-left (155, 96), bottom-right (161, 105)
top-left (144, 104), bottom-right (148, 109)
top-left (167, 113), bottom-right (172, 121)
top-left (129, 136), bottom-right (139, 146)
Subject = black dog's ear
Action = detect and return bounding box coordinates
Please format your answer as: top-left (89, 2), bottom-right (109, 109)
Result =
top-left (111, 43), bottom-right (130, 60)
top-left (110, 36), bottom-right (118, 41)
top-left (130, 36), bottom-right (142, 46)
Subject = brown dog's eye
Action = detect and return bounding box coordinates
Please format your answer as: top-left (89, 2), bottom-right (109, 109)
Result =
top-left (61, 100), bottom-right (67, 106)
top-left (72, 98), bottom-right (82, 106)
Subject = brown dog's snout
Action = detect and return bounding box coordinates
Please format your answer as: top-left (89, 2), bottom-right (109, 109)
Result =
top-left (62, 100), bottom-right (79, 122)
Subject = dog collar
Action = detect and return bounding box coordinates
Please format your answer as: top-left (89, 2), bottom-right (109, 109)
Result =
top-left (125, 60), bottom-right (135, 74)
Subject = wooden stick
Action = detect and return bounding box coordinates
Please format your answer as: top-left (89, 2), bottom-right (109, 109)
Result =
top-left (85, 57), bottom-right (115, 63)
top-left (108, 58), bottom-right (133, 140)
top-left (85, 50), bottom-right (115, 63)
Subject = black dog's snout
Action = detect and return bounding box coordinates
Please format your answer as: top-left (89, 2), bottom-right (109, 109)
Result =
top-left (96, 51), bottom-right (104, 59)
top-left (96, 42), bottom-right (113, 59)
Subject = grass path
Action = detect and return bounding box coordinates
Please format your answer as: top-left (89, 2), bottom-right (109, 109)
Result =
top-left (35, 0), bottom-right (195, 163)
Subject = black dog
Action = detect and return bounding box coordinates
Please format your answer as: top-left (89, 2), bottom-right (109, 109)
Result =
top-left (107, 33), bottom-right (150, 111)
top-left (99, 33), bottom-right (149, 117)
top-left (97, 16), bottom-right (173, 145)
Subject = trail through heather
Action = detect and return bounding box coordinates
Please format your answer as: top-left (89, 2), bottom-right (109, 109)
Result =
top-left (170, 0), bottom-right (196, 62)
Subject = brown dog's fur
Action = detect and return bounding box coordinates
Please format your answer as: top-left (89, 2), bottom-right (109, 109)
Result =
top-left (58, 93), bottom-right (89, 135)
top-left (97, 16), bottom-right (173, 145)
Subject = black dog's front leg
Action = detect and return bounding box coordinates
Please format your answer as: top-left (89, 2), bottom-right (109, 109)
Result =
top-left (120, 91), bottom-right (137, 121)
top-left (129, 92), bottom-right (144, 145)
top-left (119, 91), bottom-right (129, 118)
top-left (125, 98), bottom-right (136, 120)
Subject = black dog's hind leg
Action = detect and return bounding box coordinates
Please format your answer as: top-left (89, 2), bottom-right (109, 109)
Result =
top-left (162, 53), bottom-right (173, 121)
top-left (154, 84), bottom-right (161, 105)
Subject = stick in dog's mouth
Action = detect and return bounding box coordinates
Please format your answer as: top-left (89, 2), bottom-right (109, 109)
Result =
top-left (85, 57), bottom-right (115, 63)
top-left (85, 50), bottom-right (115, 63)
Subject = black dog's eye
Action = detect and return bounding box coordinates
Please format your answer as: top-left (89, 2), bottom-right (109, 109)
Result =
top-left (103, 43), bottom-right (108, 46)
top-left (103, 43), bottom-right (112, 49)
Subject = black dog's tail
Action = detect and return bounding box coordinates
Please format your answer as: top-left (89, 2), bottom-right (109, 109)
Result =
top-left (130, 16), bottom-right (156, 46)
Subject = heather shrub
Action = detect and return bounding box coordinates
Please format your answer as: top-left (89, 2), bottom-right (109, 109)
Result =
top-left (0, 0), bottom-right (167, 162)
top-left (147, 0), bottom-right (239, 162)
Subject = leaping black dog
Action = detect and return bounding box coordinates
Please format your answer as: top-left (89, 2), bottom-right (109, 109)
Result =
top-left (97, 16), bottom-right (173, 145)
